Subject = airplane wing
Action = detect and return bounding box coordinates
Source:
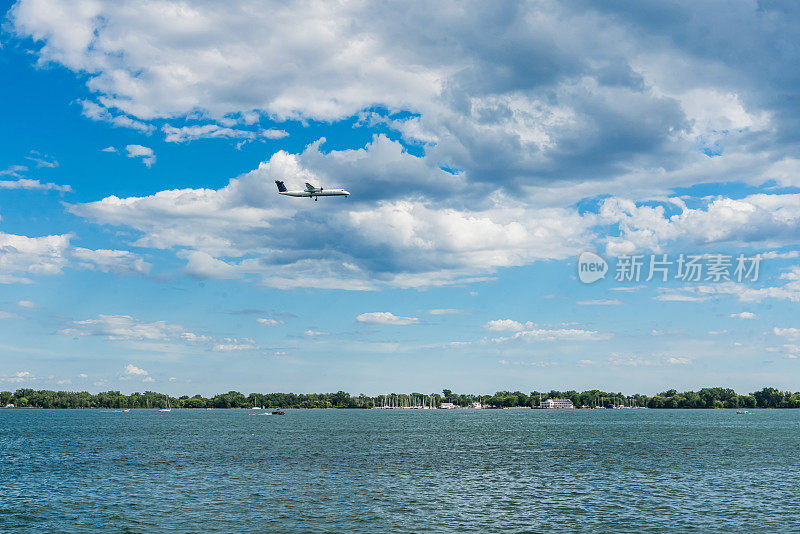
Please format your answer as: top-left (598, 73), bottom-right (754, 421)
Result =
top-left (305, 182), bottom-right (318, 192)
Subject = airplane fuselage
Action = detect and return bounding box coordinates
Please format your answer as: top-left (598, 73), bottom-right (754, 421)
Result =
top-left (279, 189), bottom-right (349, 198)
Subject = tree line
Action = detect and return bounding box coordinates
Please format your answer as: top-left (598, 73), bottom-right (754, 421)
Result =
top-left (2, 387), bottom-right (800, 409)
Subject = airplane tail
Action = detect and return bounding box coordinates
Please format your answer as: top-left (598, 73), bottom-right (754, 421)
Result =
top-left (275, 180), bottom-right (287, 193)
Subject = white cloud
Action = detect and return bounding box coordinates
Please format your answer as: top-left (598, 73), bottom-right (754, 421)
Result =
top-left (125, 145), bottom-right (156, 167)
top-left (0, 164), bottom-right (28, 177)
top-left (607, 354), bottom-right (691, 367)
top-left (256, 318), bottom-right (283, 326)
top-left (163, 124), bottom-right (287, 143)
top-left (484, 319), bottom-right (534, 332)
top-left (0, 230), bottom-right (147, 283)
top-left (101, 146), bottom-right (117, 153)
top-left (11, 2), bottom-right (443, 122)
top-left (762, 250), bottom-right (799, 259)
top-left (62, 315), bottom-right (184, 341)
top-left (729, 312), bottom-right (755, 319)
top-left (124, 364), bottom-right (148, 376)
top-left (0, 178), bottom-right (71, 192)
top-left (9, 0), bottom-right (799, 226)
top-left (492, 328), bottom-right (610, 343)
top-left (304, 329), bottom-right (327, 337)
top-left (79, 100), bottom-right (153, 132)
top-left (168, 376), bottom-right (176, 381)
top-left (429, 308), bottom-right (468, 315)
top-left (72, 247), bottom-right (151, 276)
top-left (0, 371), bottom-right (32, 383)
top-left (69, 144), bottom-right (595, 289)
top-left (356, 312), bottom-right (419, 325)
top-left (25, 150), bottom-right (58, 168)
top-left (653, 291), bottom-right (709, 303)
top-left (497, 359), bottom-right (556, 368)
top-left (59, 314), bottom-right (256, 354)
top-left (0, 232), bottom-right (71, 283)
top-left (17, 300), bottom-right (36, 308)
top-left (577, 299), bottom-right (622, 306)
top-left (774, 327), bottom-right (800, 341)
top-left (213, 341), bottom-right (256, 352)
top-left (609, 285), bottom-right (644, 292)
top-left (602, 194), bottom-right (800, 255)
top-left (79, 373), bottom-right (88, 378)
top-left (0, 311), bottom-right (20, 319)
top-left (14, 0), bottom-right (800, 295)
top-left (666, 357), bottom-right (691, 365)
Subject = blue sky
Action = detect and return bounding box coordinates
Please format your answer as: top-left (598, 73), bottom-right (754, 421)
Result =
top-left (2, 0), bottom-right (800, 395)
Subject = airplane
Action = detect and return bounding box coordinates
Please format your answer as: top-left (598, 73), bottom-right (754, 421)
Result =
top-left (275, 181), bottom-right (349, 201)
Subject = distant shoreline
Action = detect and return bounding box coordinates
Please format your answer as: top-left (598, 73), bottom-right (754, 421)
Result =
top-left (2, 387), bottom-right (797, 409)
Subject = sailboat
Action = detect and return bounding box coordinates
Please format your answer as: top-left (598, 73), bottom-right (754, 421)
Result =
top-left (159, 396), bottom-right (172, 412)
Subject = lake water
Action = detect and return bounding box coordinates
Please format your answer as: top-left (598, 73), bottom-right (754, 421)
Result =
top-left (2, 408), bottom-right (799, 532)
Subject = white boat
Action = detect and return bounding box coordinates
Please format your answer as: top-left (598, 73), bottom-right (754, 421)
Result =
top-left (159, 397), bottom-right (172, 412)
top-left (736, 410), bottom-right (750, 414)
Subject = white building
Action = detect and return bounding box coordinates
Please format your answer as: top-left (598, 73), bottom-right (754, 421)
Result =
top-left (469, 401), bottom-right (483, 409)
top-left (439, 402), bottom-right (458, 409)
top-left (539, 398), bottom-right (574, 409)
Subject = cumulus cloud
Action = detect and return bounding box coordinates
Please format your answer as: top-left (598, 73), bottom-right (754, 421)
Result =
top-left (0, 231), bottom-right (151, 284)
top-left (125, 145), bottom-right (156, 167)
top-left (729, 312), bottom-right (755, 319)
top-left (356, 312), bottom-right (419, 325)
top-left (69, 144), bottom-right (595, 289)
top-left (602, 195), bottom-right (800, 255)
top-left (0, 232), bottom-right (71, 283)
top-left (124, 364), bottom-right (148, 376)
top-left (13, 0), bottom-right (796, 202)
top-left (17, 300), bottom-right (36, 308)
top-left (12, 0), bottom-right (800, 292)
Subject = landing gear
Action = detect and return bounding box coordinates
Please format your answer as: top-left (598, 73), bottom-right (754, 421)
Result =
top-left (314, 197), bottom-right (318, 201)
